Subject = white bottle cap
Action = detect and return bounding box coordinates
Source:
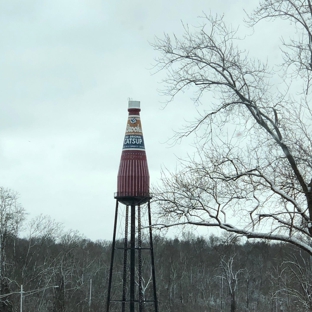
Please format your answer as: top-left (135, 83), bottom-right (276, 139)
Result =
top-left (128, 100), bottom-right (140, 109)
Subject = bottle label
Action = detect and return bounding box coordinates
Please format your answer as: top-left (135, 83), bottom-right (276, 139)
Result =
top-left (123, 115), bottom-right (145, 150)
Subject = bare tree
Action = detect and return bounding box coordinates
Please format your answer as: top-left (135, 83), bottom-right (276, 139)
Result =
top-left (0, 188), bottom-right (25, 311)
top-left (152, 1), bottom-right (312, 254)
top-left (22, 214), bottom-right (63, 279)
top-left (270, 250), bottom-right (312, 311)
top-left (218, 256), bottom-right (244, 312)
top-left (19, 214), bottom-right (64, 311)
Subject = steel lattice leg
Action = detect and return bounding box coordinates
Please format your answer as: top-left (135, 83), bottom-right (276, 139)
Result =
top-left (148, 200), bottom-right (159, 312)
top-left (122, 205), bottom-right (129, 312)
top-left (130, 204), bottom-right (135, 312)
top-left (138, 204), bottom-right (143, 312)
top-left (106, 200), bottom-right (119, 312)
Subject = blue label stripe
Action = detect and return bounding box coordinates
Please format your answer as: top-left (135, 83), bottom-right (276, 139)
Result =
top-left (123, 135), bottom-right (145, 150)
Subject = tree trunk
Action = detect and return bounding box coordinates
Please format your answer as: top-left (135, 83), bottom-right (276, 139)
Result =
top-left (0, 280), bottom-right (12, 312)
top-left (54, 275), bottom-right (65, 312)
top-left (231, 292), bottom-right (236, 312)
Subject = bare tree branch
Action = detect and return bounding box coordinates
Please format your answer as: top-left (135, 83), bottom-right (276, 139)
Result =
top-left (152, 5), bottom-right (312, 254)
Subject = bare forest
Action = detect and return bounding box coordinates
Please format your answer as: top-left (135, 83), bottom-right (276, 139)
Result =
top-left (0, 188), bottom-right (310, 311)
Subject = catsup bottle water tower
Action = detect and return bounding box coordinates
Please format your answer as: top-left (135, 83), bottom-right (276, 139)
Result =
top-left (106, 100), bottom-right (158, 312)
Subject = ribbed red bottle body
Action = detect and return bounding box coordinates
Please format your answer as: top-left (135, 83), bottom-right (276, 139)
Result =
top-left (116, 105), bottom-right (150, 202)
top-left (117, 150), bottom-right (149, 197)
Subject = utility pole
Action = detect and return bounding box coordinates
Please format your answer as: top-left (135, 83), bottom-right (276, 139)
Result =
top-left (20, 285), bottom-right (23, 312)
top-left (19, 284), bottom-right (58, 311)
top-left (89, 279), bottom-right (92, 311)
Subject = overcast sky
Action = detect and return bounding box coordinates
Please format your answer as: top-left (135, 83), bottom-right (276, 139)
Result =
top-left (0, 0), bottom-right (283, 241)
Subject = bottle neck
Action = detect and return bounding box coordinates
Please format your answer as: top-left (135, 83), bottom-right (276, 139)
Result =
top-left (128, 108), bottom-right (141, 115)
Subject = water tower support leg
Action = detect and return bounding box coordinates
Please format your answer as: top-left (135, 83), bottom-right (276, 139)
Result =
top-left (130, 204), bottom-right (136, 312)
top-left (148, 200), bottom-right (159, 312)
top-left (106, 200), bottom-right (119, 312)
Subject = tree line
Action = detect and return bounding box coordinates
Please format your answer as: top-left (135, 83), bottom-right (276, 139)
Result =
top-left (0, 188), bottom-right (311, 312)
